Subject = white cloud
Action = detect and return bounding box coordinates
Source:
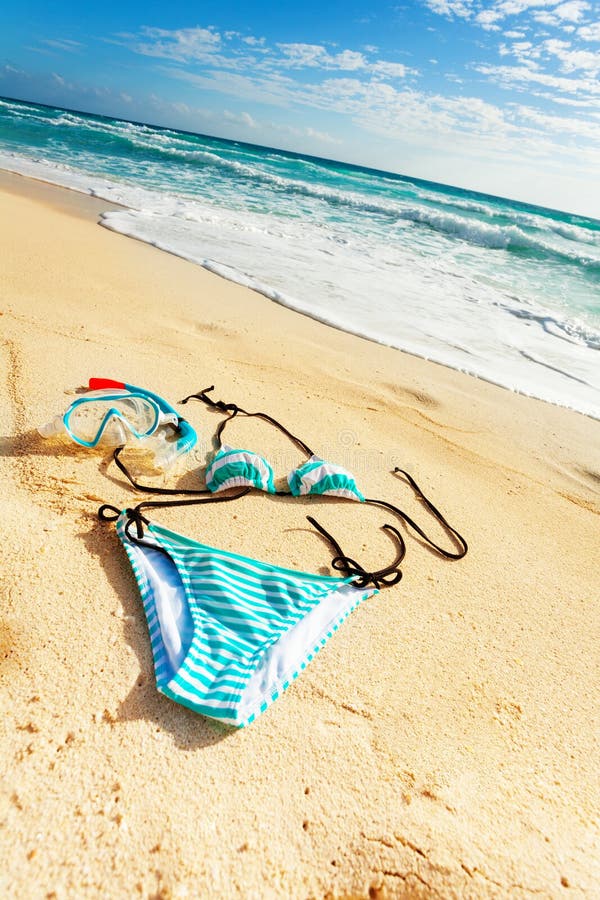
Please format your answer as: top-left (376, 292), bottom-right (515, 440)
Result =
top-left (261, 42), bottom-right (410, 76)
top-left (515, 102), bottom-right (600, 137)
top-left (276, 43), bottom-right (333, 68)
top-left (493, 0), bottom-right (563, 17)
top-left (476, 61), bottom-right (600, 93)
top-left (24, 45), bottom-right (55, 56)
top-left (268, 120), bottom-right (342, 145)
top-left (162, 59), bottom-right (600, 162)
top-left (0, 63), bottom-right (26, 76)
top-left (476, 10), bottom-right (503, 29)
top-left (578, 21), bottom-right (600, 41)
top-left (275, 44), bottom-right (415, 77)
top-left (223, 109), bottom-right (258, 128)
top-left (121, 26), bottom-right (418, 79)
top-left (131, 26), bottom-right (222, 63)
top-left (554, 1), bottom-right (589, 21)
top-left (335, 49), bottom-right (370, 70)
top-left (532, 10), bottom-right (559, 23)
top-left (424, 0), bottom-right (475, 18)
top-left (305, 126), bottom-right (341, 144)
top-left (498, 38), bottom-right (541, 66)
top-left (41, 38), bottom-right (83, 52)
top-left (419, 0), bottom-right (600, 108)
top-left (428, 0), bottom-right (592, 28)
top-left (544, 37), bottom-right (600, 71)
top-left (372, 60), bottom-right (410, 77)
top-left (533, 0), bottom-right (590, 23)
top-left (529, 89), bottom-right (600, 105)
top-left (165, 67), bottom-right (295, 108)
top-left (122, 28), bottom-right (414, 82)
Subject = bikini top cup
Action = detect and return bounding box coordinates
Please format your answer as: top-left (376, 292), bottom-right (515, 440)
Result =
top-left (184, 388), bottom-right (365, 501)
top-left (205, 445), bottom-right (277, 494)
top-left (206, 446), bottom-right (365, 501)
top-left (288, 456), bottom-right (365, 501)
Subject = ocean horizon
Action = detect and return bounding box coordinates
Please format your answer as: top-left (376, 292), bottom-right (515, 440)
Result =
top-left (2, 94), bottom-right (599, 419)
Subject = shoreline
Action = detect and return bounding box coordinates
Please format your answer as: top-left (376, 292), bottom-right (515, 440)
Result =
top-left (100, 203), bottom-right (600, 423)
top-left (0, 166), bottom-right (127, 217)
top-left (1, 155), bottom-right (598, 421)
top-left (1, 170), bottom-right (599, 898)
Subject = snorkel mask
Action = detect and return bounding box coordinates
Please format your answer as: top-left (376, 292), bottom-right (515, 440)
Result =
top-left (39, 378), bottom-right (197, 470)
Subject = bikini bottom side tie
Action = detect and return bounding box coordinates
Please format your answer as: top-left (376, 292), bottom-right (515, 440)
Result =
top-left (114, 512), bottom-right (377, 728)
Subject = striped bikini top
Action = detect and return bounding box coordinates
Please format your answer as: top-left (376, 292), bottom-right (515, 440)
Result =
top-left (113, 385), bottom-right (468, 564)
top-left (182, 387), bottom-right (365, 501)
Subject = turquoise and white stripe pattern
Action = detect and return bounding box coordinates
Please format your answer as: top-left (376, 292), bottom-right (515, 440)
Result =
top-left (116, 512), bottom-right (376, 727)
top-left (205, 444), bottom-right (276, 493)
top-left (288, 455), bottom-right (365, 502)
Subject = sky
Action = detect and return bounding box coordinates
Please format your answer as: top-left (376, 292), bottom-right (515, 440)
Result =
top-left (1, 1), bottom-right (599, 216)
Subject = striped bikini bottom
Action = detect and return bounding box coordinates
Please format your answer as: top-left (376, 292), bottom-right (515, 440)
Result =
top-left (115, 510), bottom-right (377, 728)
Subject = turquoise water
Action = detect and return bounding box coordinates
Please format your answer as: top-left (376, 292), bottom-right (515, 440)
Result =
top-left (1, 95), bottom-right (598, 417)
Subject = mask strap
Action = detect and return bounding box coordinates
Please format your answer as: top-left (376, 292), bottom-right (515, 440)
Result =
top-left (306, 515), bottom-right (405, 590)
top-left (364, 468), bottom-right (468, 559)
top-left (181, 385), bottom-right (315, 457)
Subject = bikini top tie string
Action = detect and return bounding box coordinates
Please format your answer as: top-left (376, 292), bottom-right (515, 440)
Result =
top-left (98, 488), bottom-right (251, 552)
top-left (180, 385), bottom-right (315, 458)
top-left (364, 468), bottom-right (468, 560)
top-left (180, 385), bottom-right (239, 414)
top-left (112, 446), bottom-right (221, 497)
top-left (306, 515), bottom-right (405, 590)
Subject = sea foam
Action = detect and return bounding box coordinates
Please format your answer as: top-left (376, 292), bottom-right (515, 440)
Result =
top-left (1, 98), bottom-right (599, 419)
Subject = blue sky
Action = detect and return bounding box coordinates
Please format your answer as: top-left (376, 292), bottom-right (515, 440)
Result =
top-left (1, 0), bottom-right (599, 214)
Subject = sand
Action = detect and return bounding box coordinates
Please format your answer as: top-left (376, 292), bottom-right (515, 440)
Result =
top-left (1, 168), bottom-right (599, 899)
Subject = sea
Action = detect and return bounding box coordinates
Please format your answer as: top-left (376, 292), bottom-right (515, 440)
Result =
top-left (1, 95), bottom-right (599, 418)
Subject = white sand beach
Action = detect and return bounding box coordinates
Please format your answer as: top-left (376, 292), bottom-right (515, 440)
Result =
top-left (1, 170), bottom-right (599, 898)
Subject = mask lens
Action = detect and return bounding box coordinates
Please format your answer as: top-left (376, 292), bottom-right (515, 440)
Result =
top-left (67, 396), bottom-right (158, 444)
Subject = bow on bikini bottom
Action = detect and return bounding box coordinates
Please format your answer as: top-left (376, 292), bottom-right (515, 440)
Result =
top-left (100, 503), bottom-right (379, 728)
